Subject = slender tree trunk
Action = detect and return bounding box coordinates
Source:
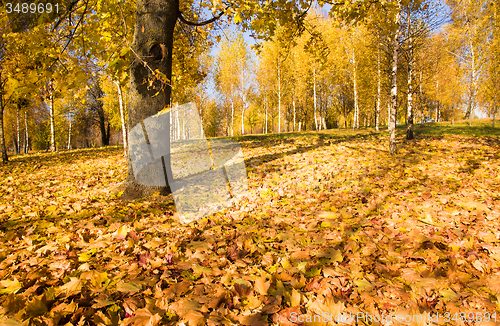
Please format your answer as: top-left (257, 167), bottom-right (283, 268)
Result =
top-left (313, 68), bottom-right (318, 131)
top-left (353, 49), bottom-right (359, 130)
top-left (387, 93), bottom-right (391, 129)
top-left (67, 115), bottom-right (72, 150)
top-left (419, 70), bottom-right (424, 125)
top-left (0, 79), bottom-right (7, 163)
top-left (435, 78), bottom-right (440, 122)
top-left (376, 46), bottom-right (381, 131)
top-left (390, 1), bottom-right (402, 155)
top-left (293, 93), bottom-right (296, 132)
top-left (298, 121), bottom-right (301, 132)
top-left (24, 111), bottom-right (28, 154)
top-left (49, 92), bottom-right (56, 152)
top-left (121, 0), bottom-right (178, 198)
top-left (182, 109), bottom-right (186, 139)
top-left (469, 40), bottom-right (477, 126)
top-left (265, 96), bottom-right (268, 134)
top-left (406, 18), bottom-right (414, 140)
top-left (278, 58), bottom-right (282, 133)
top-left (16, 103), bottom-right (20, 155)
top-left (241, 102), bottom-right (245, 135)
top-left (115, 80), bottom-right (128, 157)
top-left (231, 100), bottom-right (234, 136)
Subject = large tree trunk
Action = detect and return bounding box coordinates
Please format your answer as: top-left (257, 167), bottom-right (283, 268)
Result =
top-left (121, 0), bottom-right (178, 199)
top-left (115, 80), bottom-right (128, 157)
top-left (49, 92), bottom-right (56, 152)
top-left (390, 1), bottom-right (402, 155)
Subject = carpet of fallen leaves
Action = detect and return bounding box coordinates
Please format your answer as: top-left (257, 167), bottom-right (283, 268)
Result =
top-left (1, 132), bottom-right (500, 326)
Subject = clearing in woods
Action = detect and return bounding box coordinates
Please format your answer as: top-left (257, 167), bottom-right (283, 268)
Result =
top-left (1, 120), bottom-right (500, 325)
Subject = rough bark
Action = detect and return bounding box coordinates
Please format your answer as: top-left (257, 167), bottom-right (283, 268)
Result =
top-left (390, 1), bottom-right (402, 155)
top-left (121, 0), bottom-right (178, 199)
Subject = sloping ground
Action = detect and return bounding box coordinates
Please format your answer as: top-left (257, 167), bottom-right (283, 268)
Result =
top-left (1, 132), bottom-right (500, 325)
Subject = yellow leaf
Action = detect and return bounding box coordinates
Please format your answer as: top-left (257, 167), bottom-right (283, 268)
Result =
top-left (78, 249), bottom-right (96, 262)
top-left (290, 288), bottom-right (301, 307)
top-left (354, 278), bottom-right (373, 291)
top-left (440, 288), bottom-right (459, 302)
top-left (117, 282), bottom-right (142, 293)
top-left (233, 12), bottom-right (242, 24)
top-left (255, 275), bottom-right (270, 295)
top-left (59, 277), bottom-right (82, 295)
top-left (0, 278), bottom-right (22, 294)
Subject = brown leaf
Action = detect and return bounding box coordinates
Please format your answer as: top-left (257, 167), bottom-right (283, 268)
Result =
top-left (239, 312), bottom-right (267, 326)
top-left (125, 308), bottom-right (161, 326)
top-left (261, 295), bottom-right (282, 314)
top-left (305, 276), bottom-right (322, 292)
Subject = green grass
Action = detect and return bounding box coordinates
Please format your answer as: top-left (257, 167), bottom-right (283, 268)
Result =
top-left (228, 118), bottom-right (500, 143)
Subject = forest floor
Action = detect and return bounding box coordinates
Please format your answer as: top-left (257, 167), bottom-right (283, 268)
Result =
top-left (1, 120), bottom-right (500, 325)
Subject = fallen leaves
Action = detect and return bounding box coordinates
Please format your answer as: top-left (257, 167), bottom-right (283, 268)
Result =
top-left (1, 134), bottom-right (500, 325)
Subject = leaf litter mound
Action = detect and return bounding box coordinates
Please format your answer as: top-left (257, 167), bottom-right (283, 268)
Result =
top-left (1, 133), bottom-right (500, 325)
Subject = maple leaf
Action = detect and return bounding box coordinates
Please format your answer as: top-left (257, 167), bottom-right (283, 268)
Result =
top-left (0, 278), bottom-right (22, 294)
top-left (125, 308), bottom-right (161, 326)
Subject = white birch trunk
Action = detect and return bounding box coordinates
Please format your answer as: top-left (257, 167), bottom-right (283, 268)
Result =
top-left (278, 58), bottom-right (282, 133)
top-left (241, 102), bottom-right (245, 135)
top-left (406, 16), bottom-right (414, 140)
top-left (376, 46), bottom-right (381, 131)
top-left (390, 1), bottom-right (402, 155)
top-left (353, 49), bottom-right (359, 130)
top-left (469, 38), bottom-right (477, 126)
top-left (293, 95), bottom-right (296, 132)
top-left (49, 92), bottom-right (56, 152)
top-left (24, 111), bottom-right (28, 153)
top-left (67, 116), bottom-right (72, 150)
top-left (313, 68), bottom-right (318, 131)
top-left (231, 101), bottom-right (234, 137)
